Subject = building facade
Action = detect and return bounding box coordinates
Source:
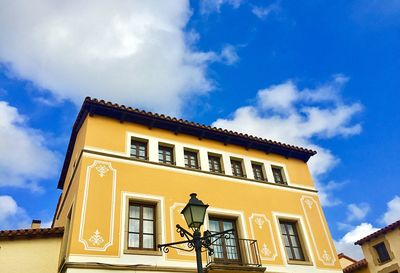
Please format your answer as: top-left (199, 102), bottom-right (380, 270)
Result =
top-left (2, 97), bottom-right (343, 273)
top-left (352, 220), bottom-right (400, 273)
top-left (0, 223), bottom-right (64, 273)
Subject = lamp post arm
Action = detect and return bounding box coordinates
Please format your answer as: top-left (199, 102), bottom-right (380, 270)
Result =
top-left (176, 224), bottom-right (194, 240)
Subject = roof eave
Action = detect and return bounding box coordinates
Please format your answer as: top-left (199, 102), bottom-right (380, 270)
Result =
top-left (57, 98), bottom-right (317, 189)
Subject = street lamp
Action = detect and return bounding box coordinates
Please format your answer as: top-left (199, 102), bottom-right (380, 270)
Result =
top-left (158, 193), bottom-right (233, 273)
top-left (181, 193), bottom-right (209, 230)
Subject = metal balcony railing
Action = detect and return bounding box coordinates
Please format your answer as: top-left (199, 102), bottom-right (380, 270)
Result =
top-left (206, 238), bottom-right (262, 268)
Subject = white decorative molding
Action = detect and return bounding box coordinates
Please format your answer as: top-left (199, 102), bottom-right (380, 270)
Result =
top-left (83, 149), bottom-right (317, 195)
top-left (261, 243), bottom-right (272, 257)
top-left (79, 160), bottom-right (116, 251)
top-left (89, 229), bottom-right (105, 246)
top-left (249, 213), bottom-right (277, 261)
top-left (322, 250), bottom-right (332, 263)
top-left (95, 164), bottom-right (109, 177)
top-left (301, 196), bottom-right (336, 266)
top-left (255, 217), bottom-right (265, 229)
top-left (304, 198), bottom-right (313, 209)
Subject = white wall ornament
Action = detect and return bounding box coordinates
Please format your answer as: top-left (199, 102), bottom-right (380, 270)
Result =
top-left (79, 160), bottom-right (116, 251)
top-left (95, 164), bottom-right (109, 177)
top-left (89, 229), bottom-right (105, 246)
top-left (300, 196), bottom-right (336, 266)
top-left (255, 217), bottom-right (265, 229)
top-left (249, 213), bottom-right (278, 261)
top-left (322, 250), bottom-right (332, 263)
top-left (304, 198), bottom-right (313, 209)
top-left (261, 243), bottom-right (272, 257)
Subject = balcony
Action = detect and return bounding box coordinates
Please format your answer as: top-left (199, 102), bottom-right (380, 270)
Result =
top-left (205, 238), bottom-right (266, 273)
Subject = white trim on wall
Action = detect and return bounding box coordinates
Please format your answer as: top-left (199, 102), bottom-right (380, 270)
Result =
top-left (300, 196), bottom-right (337, 266)
top-left (123, 131), bottom-right (306, 188)
top-left (272, 211), bottom-right (316, 267)
top-left (78, 160), bottom-right (116, 251)
top-left (120, 192), bottom-right (166, 257)
top-left (81, 151), bottom-right (318, 195)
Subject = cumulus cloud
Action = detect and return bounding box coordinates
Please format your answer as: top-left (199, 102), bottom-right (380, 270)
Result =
top-left (212, 75), bottom-right (362, 205)
top-left (0, 0), bottom-right (235, 115)
top-left (334, 223), bottom-right (379, 259)
top-left (346, 203), bottom-right (371, 222)
top-left (200, 0), bottom-right (243, 14)
top-left (382, 195), bottom-right (400, 225)
top-left (335, 195), bottom-right (400, 259)
top-left (0, 101), bottom-right (59, 191)
top-left (0, 195), bottom-right (30, 229)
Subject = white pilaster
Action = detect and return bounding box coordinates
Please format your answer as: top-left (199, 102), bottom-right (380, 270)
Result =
top-left (199, 148), bottom-right (209, 171)
top-left (148, 138), bottom-right (158, 162)
top-left (222, 154), bottom-right (232, 176)
top-left (174, 143), bottom-right (185, 167)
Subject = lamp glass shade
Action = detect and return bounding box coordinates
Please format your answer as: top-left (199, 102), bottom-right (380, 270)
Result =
top-left (181, 193), bottom-right (208, 230)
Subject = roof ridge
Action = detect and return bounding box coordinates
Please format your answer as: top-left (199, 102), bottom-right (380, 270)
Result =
top-left (0, 227), bottom-right (64, 239)
top-left (84, 97), bottom-right (317, 154)
top-left (355, 219), bottom-right (400, 245)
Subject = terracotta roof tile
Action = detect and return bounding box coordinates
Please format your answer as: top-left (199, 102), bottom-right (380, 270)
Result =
top-left (86, 97), bottom-right (316, 154)
top-left (355, 219), bottom-right (400, 245)
top-left (343, 259), bottom-right (368, 273)
top-left (0, 227), bottom-right (64, 240)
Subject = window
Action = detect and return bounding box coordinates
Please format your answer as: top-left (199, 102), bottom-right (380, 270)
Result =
top-left (231, 159), bottom-right (245, 177)
top-left (131, 139), bottom-right (147, 160)
top-left (159, 145), bottom-right (174, 165)
top-left (272, 166), bottom-right (286, 184)
top-left (373, 242), bottom-right (391, 263)
top-left (208, 155), bottom-right (223, 173)
top-left (252, 163), bottom-right (265, 181)
top-left (209, 217), bottom-right (240, 264)
top-left (128, 203), bottom-right (156, 250)
top-left (184, 150), bottom-right (199, 169)
top-left (279, 220), bottom-right (305, 261)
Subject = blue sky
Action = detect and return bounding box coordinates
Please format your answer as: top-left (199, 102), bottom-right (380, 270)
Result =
top-left (0, 0), bottom-right (399, 259)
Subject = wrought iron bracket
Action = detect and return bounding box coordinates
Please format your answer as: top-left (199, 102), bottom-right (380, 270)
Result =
top-left (158, 226), bottom-right (234, 256)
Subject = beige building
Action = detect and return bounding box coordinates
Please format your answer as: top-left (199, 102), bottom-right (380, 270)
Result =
top-left (338, 219), bottom-right (400, 273)
top-left (0, 221), bottom-right (64, 273)
top-left (354, 219), bottom-right (400, 273)
top-left (1, 97), bottom-right (344, 273)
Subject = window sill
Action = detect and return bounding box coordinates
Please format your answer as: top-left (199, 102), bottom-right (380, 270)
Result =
top-left (124, 249), bottom-right (163, 256)
top-left (287, 260), bottom-right (313, 266)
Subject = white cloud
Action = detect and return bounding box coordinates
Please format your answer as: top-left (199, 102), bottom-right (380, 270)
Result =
top-left (251, 3), bottom-right (280, 19)
top-left (200, 0), bottom-right (243, 14)
top-left (334, 223), bottom-right (379, 259)
top-left (212, 76), bottom-right (362, 205)
top-left (219, 45), bottom-right (240, 65)
top-left (0, 101), bottom-right (59, 191)
top-left (317, 180), bottom-right (344, 207)
top-left (0, 195), bottom-right (30, 229)
top-left (382, 195), bottom-right (400, 225)
top-left (0, 0), bottom-right (230, 115)
top-left (346, 203), bottom-right (371, 222)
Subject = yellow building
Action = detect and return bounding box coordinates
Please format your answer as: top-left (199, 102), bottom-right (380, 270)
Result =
top-left (0, 221), bottom-right (64, 273)
top-left (1, 97), bottom-right (343, 273)
top-left (353, 219), bottom-right (400, 273)
top-left (338, 253), bottom-right (369, 273)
